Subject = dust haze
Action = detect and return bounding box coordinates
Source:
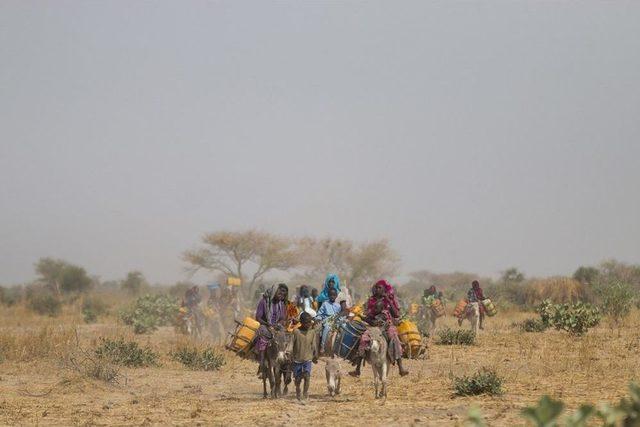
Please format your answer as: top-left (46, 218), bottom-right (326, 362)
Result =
top-left (1, 1), bottom-right (639, 285)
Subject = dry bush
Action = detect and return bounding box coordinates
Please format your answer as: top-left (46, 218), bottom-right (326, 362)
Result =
top-left (524, 277), bottom-right (591, 305)
top-left (0, 325), bottom-right (75, 362)
top-left (65, 352), bottom-right (120, 383)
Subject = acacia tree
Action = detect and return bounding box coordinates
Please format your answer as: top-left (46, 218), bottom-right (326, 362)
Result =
top-left (294, 237), bottom-right (400, 296)
top-left (35, 257), bottom-right (92, 295)
top-left (501, 267), bottom-right (525, 285)
top-left (121, 271), bottom-right (148, 296)
top-left (183, 230), bottom-right (300, 298)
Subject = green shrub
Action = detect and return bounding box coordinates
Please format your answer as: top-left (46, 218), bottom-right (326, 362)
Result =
top-left (170, 346), bottom-right (225, 371)
top-left (94, 337), bottom-right (159, 367)
top-left (437, 327), bottom-right (475, 345)
top-left (519, 383), bottom-right (640, 427)
top-left (517, 318), bottom-right (548, 333)
top-left (596, 282), bottom-right (635, 325)
top-left (120, 294), bottom-right (179, 334)
top-left (470, 382), bottom-right (640, 426)
top-left (0, 286), bottom-right (22, 306)
top-left (453, 368), bottom-right (503, 396)
top-left (82, 297), bottom-right (109, 324)
top-left (26, 290), bottom-right (61, 316)
top-left (536, 299), bottom-right (601, 336)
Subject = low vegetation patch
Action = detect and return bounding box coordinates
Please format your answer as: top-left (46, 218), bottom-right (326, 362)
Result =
top-left (170, 346), bottom-right (225, 371)
top-left (515, 318), bottom-right (548, 333)
top-left (454, 368), bottom-right (503, 396)
top-left (537, 299), bottom-right (601, 335)
top-left (82, 297), bottom-right (109, 324)
top-left (94, 337), bottom-right (159, 367)
top-left (26, 290), bottom-right (61, 317)
top-left (596, 282), bottom-right (636, 326)
top-left (437, 327), bottom-right (475, 345)
top-left (0, 286), bottom-right (22, 306)
top-left (120, 294), bottom-right (179, 334)
top-left (0, 325), bottom-right (75, 362)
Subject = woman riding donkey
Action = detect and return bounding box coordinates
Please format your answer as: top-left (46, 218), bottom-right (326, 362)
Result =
top-left (254, 284), bottom-right (289, 376)
top-left (350, 279), bottom-right (409, 377)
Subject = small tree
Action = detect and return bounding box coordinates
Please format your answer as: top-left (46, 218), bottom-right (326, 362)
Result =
top-left (597, 282), bottom-right (635, 326)
top-left (573, 266), bottom-right (600, 286)
top-left (184, 230), bottom-right (300, 299)
top-left (294, 237), bottom-right (400, 295)
top-left (35, 258), bottom-right (92, 294)
top-left (120, 271), bottom-right (148, 296)
top-left (501, 267), bottom-right (525, 285)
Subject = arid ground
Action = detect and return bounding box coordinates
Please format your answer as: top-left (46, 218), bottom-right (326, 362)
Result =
top-left (1, 306), bottom-right (639, 426)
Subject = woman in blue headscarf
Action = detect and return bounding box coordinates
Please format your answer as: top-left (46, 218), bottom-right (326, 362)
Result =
top-left (316, 273), bottom-right (341, 305)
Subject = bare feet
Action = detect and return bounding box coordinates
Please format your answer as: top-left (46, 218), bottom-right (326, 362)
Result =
top-left (348, 370), bottom-right (360, 378)
top-left (399, 369), bottom-right (409, 377)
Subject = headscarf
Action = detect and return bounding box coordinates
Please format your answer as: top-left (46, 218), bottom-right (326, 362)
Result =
top-left (471, 280), bottom-right (484, 300)
top-left (366, 279), bottom-right (400, 315)
top-left (316, 273), bottom-right (341, 305)
top-left (258, 283), bottom-right (288, 325)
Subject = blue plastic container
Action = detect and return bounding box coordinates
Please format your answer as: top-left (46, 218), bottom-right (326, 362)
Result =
top-left (333, 320), bottom-right (367, 359)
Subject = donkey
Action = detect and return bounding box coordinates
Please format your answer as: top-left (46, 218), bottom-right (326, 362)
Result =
top-left (324, 358), bottom-right (341, 397)
top-left (258, 328), bottom-right (291, 398)
top-left (457, 302), bottom-right (480, 335)
top-left (365, 326), bottom-right (388, 400)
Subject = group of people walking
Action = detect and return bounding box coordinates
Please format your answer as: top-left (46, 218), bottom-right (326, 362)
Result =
top-left (213, 273), bottom-right (490, 401)
top-left (252, 274), bottom-right (418, 399)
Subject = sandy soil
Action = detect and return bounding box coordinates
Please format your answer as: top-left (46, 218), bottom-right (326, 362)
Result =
top-left (1, 312), bottom-right (640, 426)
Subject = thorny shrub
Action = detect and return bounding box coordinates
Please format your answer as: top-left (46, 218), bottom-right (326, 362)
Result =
top-left (120, 294), bottom-right (179, 334)
top-left (82, 297), bottom-right (109, 324)
top-left (170, 346), bottom-right (225, 371)
top-left (515, 318), bottom-right (549, 333)
top-left (437, 327), bottom-right (475, 345)
top-left (453, 368), bottom-right (503, 396)
top-left (26, 290), bottom-right (61, 317)
top-left (94, 337), bottom-right (159, 367)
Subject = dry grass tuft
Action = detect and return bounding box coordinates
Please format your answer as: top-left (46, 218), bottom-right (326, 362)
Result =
top-left (0, 324), bottom-right (76, 362)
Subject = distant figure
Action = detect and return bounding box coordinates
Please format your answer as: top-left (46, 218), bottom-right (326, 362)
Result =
top-left (460, 280), bottom-right (486, 330)
top-left (183, 285), bottom-right (203, 336)
top-left (422, 286), bottom-right (444, 334)
top-left (296, 285), bottom-right (316, 317)
top-left (229, 286), bottom-right (241, 320)
top-left (184, 285), bottom-right (201, 308)
top-left (340, 283), bottom-right (353, 308)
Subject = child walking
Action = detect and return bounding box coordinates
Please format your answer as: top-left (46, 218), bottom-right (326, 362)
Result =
top-left (290, 311), bottom-right (318, 401)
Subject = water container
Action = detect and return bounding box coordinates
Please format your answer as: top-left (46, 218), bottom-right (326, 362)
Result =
top-left (430, 299), bottom-right (445, 318)
top-left (397, 320), bottom-right (421, 346)
top-left (226, 317), bottom-right (260, 353)
top-left (333, 320), bottom-right (367, 360)
top-left (453, 299), bottom-right (468, 318)
top-left (482, 299), bottom-right (497, 317)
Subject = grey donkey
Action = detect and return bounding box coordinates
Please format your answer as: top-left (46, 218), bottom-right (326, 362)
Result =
top-left (324, 358), bottom-right (341, 397)
top-left (365, 326), bottom-right (388, 400)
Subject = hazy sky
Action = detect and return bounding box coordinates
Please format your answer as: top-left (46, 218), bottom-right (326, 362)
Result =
top-left (1, 1), bottom-right (639, 285)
